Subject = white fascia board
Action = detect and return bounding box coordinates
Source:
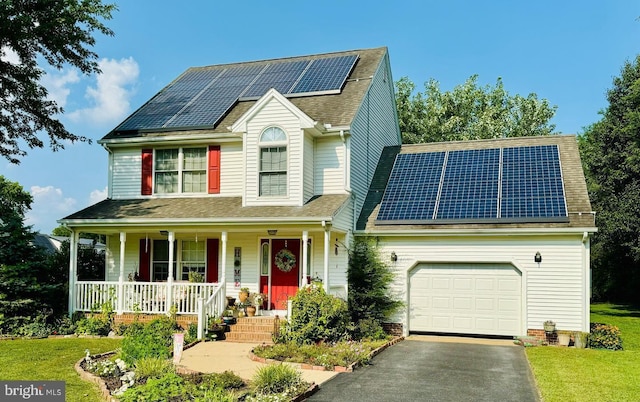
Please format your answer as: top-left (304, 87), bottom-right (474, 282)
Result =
top-left (59, 216), bottom-right (335, 228)
top-left (355, 226), bottom-right (598, 237)
top-left (98, 132), bottom-right (242, 147)
top-left (230, 88), bottom-right (318, 133)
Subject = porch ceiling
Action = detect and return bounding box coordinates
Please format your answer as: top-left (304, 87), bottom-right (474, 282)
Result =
top-left (60, 194), bottom-right (349, 226)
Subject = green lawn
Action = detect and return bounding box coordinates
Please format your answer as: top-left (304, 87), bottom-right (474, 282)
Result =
top-left (0, 337), bottom-right (121, 402)
top-left (527, 304), bottom-right (640, 402)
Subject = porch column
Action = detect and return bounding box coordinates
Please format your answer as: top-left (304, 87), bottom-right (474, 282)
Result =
top-left (67, 230), bottom-right (79, 316)
top-left (323, 227), bottom-right (330, 292)
top-left (220, 231), bottom-right (228, 312)
top-left (117, 232), bottom-right (126, 314)
top-left (166, 231), bottom-right (175, 315)
top-left (301, 231), bottom-right (308, 286)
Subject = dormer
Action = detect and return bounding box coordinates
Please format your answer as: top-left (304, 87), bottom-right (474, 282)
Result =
top-left (231, 88), bottom-right (321, 207)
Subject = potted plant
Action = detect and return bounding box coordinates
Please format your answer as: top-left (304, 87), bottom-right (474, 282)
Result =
top-left (557, 331), bottom-right (570, 346)
top-left (207, 316), bottom-right (226, 341)
top-left (238, 287), bottom-right (250, 303)
top-left (543, 320), bottom-right (556, 333)
top-left (574, 331), bottom-right (589, 348)
top-left (222, 309), bottom-right (236, 325)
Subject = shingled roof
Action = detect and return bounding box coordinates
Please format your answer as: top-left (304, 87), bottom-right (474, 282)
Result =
top-left (357, 135), bottom-right (596, 232)
top-left (101, 47), bottom-right (388, 140)
top-left (61, 194), bottom-right (350, 226)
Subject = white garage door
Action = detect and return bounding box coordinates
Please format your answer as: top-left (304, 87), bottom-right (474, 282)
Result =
top-left (409, 263), bottom-right (522, 336)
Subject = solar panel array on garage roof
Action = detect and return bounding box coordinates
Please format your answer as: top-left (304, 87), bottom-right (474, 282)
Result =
top-left (115, 54), bottom-right (359, 132)
top-left (376, 144), bottom-right (568, 224)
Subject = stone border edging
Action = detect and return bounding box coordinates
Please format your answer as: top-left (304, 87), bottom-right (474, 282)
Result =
top-left (249, 336), bottom-right (405, 372)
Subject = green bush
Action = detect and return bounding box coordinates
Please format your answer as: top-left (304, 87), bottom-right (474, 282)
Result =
top-left (275, 285), bottom-right (350, 345)
top-left (590, 322), bottom-right (623, 350)
top-left (120, 316), bottom-right (180, 364)
top-left (53, 315), bottom-right (76, 335)
top-left (251, 364), bottom-right (303, 395)
top-left (134, 357), bottom-right (174, 382)
top-left (185, 322), bottom-right (198, 344)
top-left (351, 317), bottom-right (388, 340)
top-left (120, 372), bottom-right (185, 402)
top-left (75, 315), bottom-right (112, 336)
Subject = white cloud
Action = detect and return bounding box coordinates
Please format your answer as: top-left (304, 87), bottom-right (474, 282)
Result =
top-left (89, 187), bottom-right (108, 204)
top-left (69, 57), bottom-right (139, 125)
top-left (25, 186), bottom-right (77, 233)
top-left (1, 46), bottom-right (20, 64)
top-left (41, 69), bottom-right (81, 108)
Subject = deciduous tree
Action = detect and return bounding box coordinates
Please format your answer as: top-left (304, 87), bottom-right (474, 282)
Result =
top-left (0, 0), bottom-right (116, 164)
top-left (579, 55), bottom-right (640, 303)
top-left (396, 75), bottom-right (557, 144)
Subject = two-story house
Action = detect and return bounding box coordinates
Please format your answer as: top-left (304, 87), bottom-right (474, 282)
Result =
top-left (60, 47), bottom-right (400, 334)
top-left (62, 46), bottom-right (596, 341)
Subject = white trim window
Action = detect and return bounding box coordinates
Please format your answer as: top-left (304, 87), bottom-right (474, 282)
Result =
top-left (155, 147), bottom-right (207, 194)
top-left (259, 127), bottom-right (288, 196)
top-left (180, 240), bottom-right (205, 281)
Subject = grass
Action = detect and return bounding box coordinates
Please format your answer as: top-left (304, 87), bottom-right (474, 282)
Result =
top-left (0, 337), bottom-right (122, 402)
top-left (526, 304), bottom-right (640, 402)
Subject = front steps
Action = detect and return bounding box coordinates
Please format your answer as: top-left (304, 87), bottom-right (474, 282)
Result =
top-left (224, 316), bottom-right (280, 344)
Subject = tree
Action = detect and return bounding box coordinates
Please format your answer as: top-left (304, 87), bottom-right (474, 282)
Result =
top-left (579, 55), bottom-right (640, 303)
top-left (0, 176), bottom-right (66, 333)
top-left (0, 0), bottom-right (116, 164)
top-left (348, 238), bottom-right (403, 325)
top-left (396, 75), bottom-right (558, 144)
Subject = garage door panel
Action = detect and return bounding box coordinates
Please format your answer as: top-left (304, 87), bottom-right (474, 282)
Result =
top-left (410, 264), bottom-right (521, 336)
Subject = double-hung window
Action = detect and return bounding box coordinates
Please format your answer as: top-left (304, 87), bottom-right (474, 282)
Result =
top-left (259, 127), bottom-right (288, 196)
top-left (154, 147), bottom-right (207, 194)
top-left (180, 240), bottom-right (206, 281)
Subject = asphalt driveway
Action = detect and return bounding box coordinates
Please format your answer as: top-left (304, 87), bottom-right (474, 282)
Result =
top-left (307, 337), bottom-right (540, 402)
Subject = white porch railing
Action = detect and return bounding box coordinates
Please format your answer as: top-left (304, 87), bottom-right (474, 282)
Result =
top-left (197, 280), bottom-right (226, 340)
top-left (74, 281), bottom-right (221, 315)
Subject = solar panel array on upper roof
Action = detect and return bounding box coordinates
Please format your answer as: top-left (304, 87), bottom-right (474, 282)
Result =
top-left (376, 144), bottom-right (568, 224)
top-left (115, 54), bottom-right (359, 132)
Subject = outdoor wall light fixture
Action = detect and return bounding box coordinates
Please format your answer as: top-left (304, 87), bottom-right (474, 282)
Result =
top-left (391, 251), bottom-right (398, 262)
top-left (534, 251), bottom-right (542, 263)
top-left (267, 229), bottom-right (277, 236)
top-left (335, 238), bottom-right (339, 255)
top-left (159, 230), bottom-right (169, 236)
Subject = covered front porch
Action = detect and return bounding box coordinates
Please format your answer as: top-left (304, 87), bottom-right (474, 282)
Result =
top-left (67, 226), bottom-right (350, 338)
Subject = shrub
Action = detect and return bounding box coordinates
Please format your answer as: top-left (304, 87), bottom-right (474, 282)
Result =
top-left (351, 317), bottom-right (388, 340)
top-left (134, 357), bottom-right (174, 382)
top-left (275, 284), bottom-right (350, 345)
top-left (590, 322), bottom-right (623, 350)
top-left (185, 322), bottom-right (198, 344)
top-left (348, 238), bottom-right (403, 325)
top-left (75, 315), bottom-right (112, 336)
top-left (120, 316), bottom-right (179, 364)
top-left (120, 372), bottom-right (185, 402)
top-left (251, 364), bottom-right (303, 395)
top-left (53, 315), bottom-right (76, 335)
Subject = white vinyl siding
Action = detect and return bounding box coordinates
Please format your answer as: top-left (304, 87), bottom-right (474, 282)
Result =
top-left (220, 142), bottom-right (243, 196)
top-left (303, 131), bottom-right (314, 201)
top-left (111, 148), bottom-right (142, 199)
top-left (244, 97), bottom-right (302, 206)
top-left (380, 233), bottom-right (588, 334)
top-left (350, 53), bottom-right (401, 220)
top-left (331, 197), bottom-right (353, 232)
top-left (315, 136), bottom-right (346, 194)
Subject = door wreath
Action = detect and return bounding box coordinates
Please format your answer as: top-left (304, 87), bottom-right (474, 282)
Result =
top-left (275, 249), bottom-right (296, 272)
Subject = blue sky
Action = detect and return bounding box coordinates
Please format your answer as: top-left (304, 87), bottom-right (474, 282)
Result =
top-left (2, 0), bottom-right (639, 234)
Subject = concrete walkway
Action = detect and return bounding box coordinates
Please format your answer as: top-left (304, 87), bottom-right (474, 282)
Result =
top-left (176, 341), bottom-right (339, 385)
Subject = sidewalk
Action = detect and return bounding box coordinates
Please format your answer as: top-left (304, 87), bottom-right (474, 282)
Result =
top-left (176, 341), bottom-right (339, 385)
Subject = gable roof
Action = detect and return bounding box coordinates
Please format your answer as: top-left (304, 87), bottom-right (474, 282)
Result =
top-left (357, 135), bottom-right (596, 232)
top-left (101, 47), bottom-right (388, 141)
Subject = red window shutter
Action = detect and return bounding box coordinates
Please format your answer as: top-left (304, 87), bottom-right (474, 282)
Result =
top-left (206, 239), bottom-right (219, 283)
top-left (208, 145), bottom-right (221, 194)
top-left (138, 238), bottom-right (151, 282)
top-left (141, 149), bottom-right (153, 195)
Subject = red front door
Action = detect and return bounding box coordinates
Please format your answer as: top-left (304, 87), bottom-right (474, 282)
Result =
top-left (270, 239), bottom-right (300, 310)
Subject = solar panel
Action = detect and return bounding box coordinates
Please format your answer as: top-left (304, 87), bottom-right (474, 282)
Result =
top-left (501, 145), bottom-right (567, 219)
top-left (376, 144), bottom-right (568, 224)
top-left (436, 148), bottom-right (500, 220)
top-left (114, 54), bottom-right (359, 132)
top-left (376, 152), bottom-right (445, 221)
top-left (290, 55), bottom-right (358, 94)
top-left (242, 60), bottom-right (310, 98)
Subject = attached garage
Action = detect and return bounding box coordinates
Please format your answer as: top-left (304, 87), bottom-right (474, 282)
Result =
top-left (409, 263), bottom-right (522, 336)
